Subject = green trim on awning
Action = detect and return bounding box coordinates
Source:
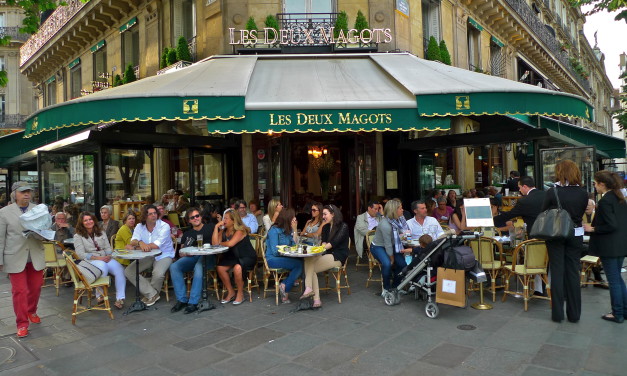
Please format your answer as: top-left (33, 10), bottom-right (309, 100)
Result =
top-left (538, 117), bottom-right (626, 159)
top-left (417, 92), bottom-right (594, 121)
top-left (207, 108), bottom-right (450, 134)
top-left (46, 75), bottom-right (56, 84)
top-left (119, 17), bottom-right (138, 33)
top-left (491, 36), bottom-right (504, 47)
top-left (24, 96), bottom-right (245, 137)
top-left (468, 17), bottom-right (484, 31)
top-left (68, 58), bottom-right (81, 69)
top-left (90, 40), bottom-right (105, 53)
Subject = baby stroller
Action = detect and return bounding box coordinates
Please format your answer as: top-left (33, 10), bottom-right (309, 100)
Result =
top-left (383, 232), bottom-right (484, 318)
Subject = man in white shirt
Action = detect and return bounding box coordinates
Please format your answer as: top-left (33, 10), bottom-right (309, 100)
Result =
top-left (125, 204), bottom-right (175, 306)
top-left (235, 199), bottom-right (258, 234)
top-left (407, 200), bottom-right (444, 240)
top-left (354, 200), bottom-right (382, 258)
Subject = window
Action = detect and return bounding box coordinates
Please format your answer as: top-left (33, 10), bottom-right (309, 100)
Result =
top-left (93, 47), bottom-right (107, 82)
top-left (172, 0), bottom-right (196, 44)
top-left (46, 79), bottom-right (57, 106)
top-left (70, 65), bottom-right (81, 99)
top-left (490, 42), bottom-right (504, 77)
top-left (122, 27), bottom-right (139, 71)
top-left (0, 56), bottom-right (4, 71)
top-left (0, 13), bottom-right (5, 28)
top-left (467, 23), bottom-right (481, 71)
top-left (0, 94), bottom-right (5, 119)
top-left (422, 0), bottom-right (441, 42)
top-left (105, 148), bottom-right (152, 202)
top-left (283, 0), bottom-right (333, 13)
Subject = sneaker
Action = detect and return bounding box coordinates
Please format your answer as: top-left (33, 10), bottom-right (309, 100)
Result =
top-left (28, 313), bottom-right (41, 324)
top-left (171, 301), bottom-right (188, 313)
top-left (17, 327), bottom-right (28, 338)
top-left (184, 304), bottom-right (198, 314)
top-left (145, 293), bottom-right (161, 307)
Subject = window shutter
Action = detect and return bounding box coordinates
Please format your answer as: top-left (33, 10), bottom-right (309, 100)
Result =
top-left (429, 1), bottom-right (441, 41)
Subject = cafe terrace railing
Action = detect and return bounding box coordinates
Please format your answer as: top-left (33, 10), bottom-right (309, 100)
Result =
top-left (503, 0), bottom-right (591, 93)
top-left (19, 0), bottom-right (87, 67)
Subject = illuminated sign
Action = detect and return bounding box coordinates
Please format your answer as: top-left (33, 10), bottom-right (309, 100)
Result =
top-left (268, 112), bottom-right (393, 127)
top-left (229, 27), bottom-right (393, 46)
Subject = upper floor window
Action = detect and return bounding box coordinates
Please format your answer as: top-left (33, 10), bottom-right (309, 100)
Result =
top-left (46, 78), bottom-right (57, 106)
top-left (422, 0), bottom-right (441, 42)
top-left (0, 94), bottom-right (5, 117)
top-left (122, 26), bottom-right (139, 71)
top-left (0, 13), bottom-right (5, 28)
top-left (70, 65), bottom-right (81, 99)
top-left (172, 0), bottom-right (196, 45)
top-left (283, 0), bottom-right (333, 13)
top-left (93, 46), bottom-right (107, 82)
top-left (467, 22), bottom-right (481, 71)
top-left (490, 40), bottom-right (505, 77)
top-left (0, 56), bottom-right (4, 71)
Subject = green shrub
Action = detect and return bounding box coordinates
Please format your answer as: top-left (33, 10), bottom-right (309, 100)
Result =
top-left (176, 36), bottom-right (192, 62)
top-left (334, 11), bottom-right (348, 39)
top-left (426, 36), bottom-right (441, 62)
top-left (167, 48), bottom-right (178, 66)
top-left (122, 64), bottom-right (136, 84)
top-left (439, 40), bottom-right (451, 65)
top-left (113, 74), bottom-right (123, 87)
top-left (160, 47), bottom-right (169, 69)
top-left (354, 10), bottom-right (370, 39)
top-left (245, 16), bottom-right (258, 31)
top-left (264, 15), bottom-right (279, 40)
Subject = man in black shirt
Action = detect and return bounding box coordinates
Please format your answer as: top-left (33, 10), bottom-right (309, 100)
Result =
top-left (169, 208), bottom-right (215, 314)
top-left (494, 176), bottom-right (546, 230)
top-left (501, 170), bottom-right (521, 194)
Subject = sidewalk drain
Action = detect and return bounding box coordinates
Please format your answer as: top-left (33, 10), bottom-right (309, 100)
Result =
top-left (456, 324), bottom-right (476, 331)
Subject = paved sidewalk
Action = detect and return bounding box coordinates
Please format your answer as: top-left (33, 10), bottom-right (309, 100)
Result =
top-left (0, 257), bottom-right (625, 376)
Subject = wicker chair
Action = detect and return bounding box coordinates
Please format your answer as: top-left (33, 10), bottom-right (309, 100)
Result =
top-left (502, 239), bottom-right (551, 311)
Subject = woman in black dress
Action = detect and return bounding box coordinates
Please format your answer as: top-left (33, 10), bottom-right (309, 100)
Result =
top-left (212, 209), bottom-right (257, 305)
top-left (542, 160), bottom-right (588, 323)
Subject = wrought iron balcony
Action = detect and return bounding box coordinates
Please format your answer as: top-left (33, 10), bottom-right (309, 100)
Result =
top-left (0, 114), bottom-right (27, 129)
top-left (0, 27), bottom-right (30, 43)
top-left (188, 36), bottom-right (197, 62)
top-left (156, 60), bottom-right (193, 75)
top-left (503, 0), bottom-right (591, 93)
top-left (276, 13), bottom-right (339, 46)
top-left (19, 0), bottom-right (87, 67)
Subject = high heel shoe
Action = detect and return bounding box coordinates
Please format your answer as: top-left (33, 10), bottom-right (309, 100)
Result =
top-left (221, 295), bottom-right (236, 304)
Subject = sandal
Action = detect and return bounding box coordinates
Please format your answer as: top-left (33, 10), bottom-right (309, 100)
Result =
top-left (312, 300), bottom-right (322, 308)
top-left (601, 313), bottom-right (624, 323)
top-left (300, 287), bottom-right (314, 300)
top-left (114, 299), bottom-right (125, 309)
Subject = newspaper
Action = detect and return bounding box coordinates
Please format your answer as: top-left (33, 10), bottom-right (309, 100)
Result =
top-left (22, 229), bottom-right (55, 241)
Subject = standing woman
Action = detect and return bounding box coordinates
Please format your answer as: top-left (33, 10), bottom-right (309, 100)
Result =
top-left (583, 171), bottom-right (627, 323)
top-left (370, 199), bottom-right (412, 295)
top-left (0, 182), bottom-right (45, 338)
top-left (542, 159), bottom-right (588, 323)
top-left (300, 204), bottom-right (349, 308)
top-left (265, 209), bottom-right (304, 304)
top-left (74, 212), bottom-right (127, 309)
top-left (212, 209), bottom-right (257, 305)
top-left (263, 198), bottom-right (283, 233)
top-left (300, 202), bottom-right (324, 245)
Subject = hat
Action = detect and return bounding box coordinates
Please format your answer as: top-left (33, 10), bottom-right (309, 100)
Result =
top-left (12, 181), bottom-right (33, 192)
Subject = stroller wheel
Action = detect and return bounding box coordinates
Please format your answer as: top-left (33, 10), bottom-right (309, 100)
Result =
top-left (383, 290), bottom-right (398, 306)
top-left (425, 302), bottom-right (439, 319)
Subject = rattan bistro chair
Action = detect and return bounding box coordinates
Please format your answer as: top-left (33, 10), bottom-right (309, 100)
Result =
top-left (63, 251), bottom-right (114, 324)
top-left (42, 241), bottom-right (72, 296)
top-left (321, 238), bottom-right (352, 303)
top-left (502, 239), bottom-right (551, 311)
top-left (260, 239), bottom-right (290, 305)
top-left (467, 237), bottom-right (505, 302)
top-left (365, 230), bottom-right (383, 288)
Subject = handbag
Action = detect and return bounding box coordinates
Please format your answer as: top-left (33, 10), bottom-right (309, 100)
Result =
top-left (529, 187), bottom-right (574, 240)
top-left (75, 260), bottom-right (103, 284)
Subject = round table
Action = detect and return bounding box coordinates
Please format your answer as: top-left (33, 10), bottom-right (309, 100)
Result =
top-left (179, 246), bottom-right (229, 313)
top-left (113, 249), bottom-right (162, 315)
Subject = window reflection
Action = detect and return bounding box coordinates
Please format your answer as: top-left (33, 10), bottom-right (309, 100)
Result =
top-left (105, 148), bottom-right (152, 203)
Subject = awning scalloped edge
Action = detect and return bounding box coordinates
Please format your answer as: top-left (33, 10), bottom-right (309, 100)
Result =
top-left (207, 126), bottom-right (450, 135)
top-left (419, 111), bottom-right (590, 119)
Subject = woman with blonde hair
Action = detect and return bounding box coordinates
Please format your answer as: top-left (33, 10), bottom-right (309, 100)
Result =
top-left (542, 159), bottom-right (588, 323)
top-left (263, 198), bottom-right (283, 232)
top-left (212, 209), bottom-right (257, 305)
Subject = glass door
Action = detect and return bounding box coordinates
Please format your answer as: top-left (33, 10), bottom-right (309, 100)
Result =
top-left (192, 150), bottom-right (226, 203)
top-left (39, 152), bottom-right (96, 213)
top-left (418, 156), bottom-right (435, 198)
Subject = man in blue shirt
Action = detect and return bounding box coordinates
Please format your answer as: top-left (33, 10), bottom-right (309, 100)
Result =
top-left (235, 200), bottom-right (258, 234)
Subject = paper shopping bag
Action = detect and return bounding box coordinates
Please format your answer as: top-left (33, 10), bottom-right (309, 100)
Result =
top-left (436, 267), bottom-right (466, 308)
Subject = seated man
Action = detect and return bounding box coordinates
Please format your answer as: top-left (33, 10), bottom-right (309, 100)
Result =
top-left (407, 200), bottom-right (444, 240)
top-left (51, 212), bottom-right (74, 253)
top-left (235, 199), bottom-right (258, 234)
top-left (354, 200), bottom-right (381, 259)
top-left (124, 204), bottom-right (175, 306)
top-left (169, 208), bottom-right (216, 314)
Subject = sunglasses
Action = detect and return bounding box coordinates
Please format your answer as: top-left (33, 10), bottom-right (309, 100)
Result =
top-left (189, 214), bottom-right (201, 220)
top-left (311, 209), bottom-right (319, 212)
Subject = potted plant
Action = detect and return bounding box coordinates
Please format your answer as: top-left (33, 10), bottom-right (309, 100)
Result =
top-left (426, 36), bottom-right (441, 62)
top-left (354, 10), bottom-right (370, 46)
top-left (334, 11), bottom-right (349, 47)
top-left (264, 14), bottom-right (279, 46)
top-left (312, 154), bottom-right (337, 201)
top-left (439, 40), bottom-right (452, 65)
top-left (176, 36), bottom-right (192, 62)
top-left (436, 184), bottom-right (461, 195)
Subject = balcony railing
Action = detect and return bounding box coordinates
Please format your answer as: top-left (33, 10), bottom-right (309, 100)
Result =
top-left (188, 36), bottom-right (197, 62)
top-left (19, 0), bottom-right (87, 67)
top-left (0, 114), bottom-right (27, 129)
top-left (504, 0), bottom-right (591, 92)
top-left (0, 27), bottom-right (30, 42)
top-left (276, 13), bottom-right (339, 46)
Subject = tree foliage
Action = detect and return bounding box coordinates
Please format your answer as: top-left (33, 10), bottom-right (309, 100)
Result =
top-left (439, 40), bottom-right (452, 65)
top-left (570, 0), bottom-right (627, 23)
top-left (426, 36), bottom-right (441, 62)
top-left (616, 71), bottom-right (627, 130)
top-left (176, 36), bottom-right (192, 62)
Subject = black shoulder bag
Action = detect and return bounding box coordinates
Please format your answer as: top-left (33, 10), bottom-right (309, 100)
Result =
top-left (529, 187), bottom-right (574, 240)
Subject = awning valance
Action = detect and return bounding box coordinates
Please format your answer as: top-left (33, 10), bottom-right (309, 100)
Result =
top-left (23, 53), bottom-right (595, 137)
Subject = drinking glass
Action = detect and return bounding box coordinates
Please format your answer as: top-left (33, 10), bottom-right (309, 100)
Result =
top-left (197, 234), bottom-right (203, 249)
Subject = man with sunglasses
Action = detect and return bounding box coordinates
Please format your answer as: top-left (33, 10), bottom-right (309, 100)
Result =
top-left (169, 207), bottom-right (216, 314)
top-left (235, 199), bottom-right (258, 234)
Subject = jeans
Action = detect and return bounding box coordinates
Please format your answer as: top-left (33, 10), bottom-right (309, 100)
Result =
top-left (169, 255), bottom-right (216, 305)
top-left (393, 253), bottom-right (408, 287)
top-left (600, 256), bottom-right (627, 319)
top-left (267, 256), bottom-right (303, 292)
top-left (370, 245), bottom-right (392, 290)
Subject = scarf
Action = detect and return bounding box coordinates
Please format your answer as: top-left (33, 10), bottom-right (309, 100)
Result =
top-left (388, 216), bottom-right (408, 254)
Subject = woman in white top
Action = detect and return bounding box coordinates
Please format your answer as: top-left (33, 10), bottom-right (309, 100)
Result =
top-left (263, 198), bottom-right (283, 232)
top-left (73, 212), bottom-right (126, 309)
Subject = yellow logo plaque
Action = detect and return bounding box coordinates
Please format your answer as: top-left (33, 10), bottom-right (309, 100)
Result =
top-left (455, 96), bottom-right (470, 110)
top-left (183, 99), bottom-right (199, 114)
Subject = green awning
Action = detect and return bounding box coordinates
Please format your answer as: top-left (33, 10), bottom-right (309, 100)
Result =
top-left (119, 17), bottom-right (138, 33)
top-left (90, 40), bottom-right (105, 53)
top-left (538, 116), bottom-right (626, 158)
top-left (491, 36), bottom-right (504, 47)
top-left (468, 17), bottom-right (484, 31)
top-left (208, 109), bottom-right (450, 134)
top-left (68, 58), bottom-right (80, 69)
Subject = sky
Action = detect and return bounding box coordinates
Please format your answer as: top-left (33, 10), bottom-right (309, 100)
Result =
top-left (582, 6), bottom-right (627, 89)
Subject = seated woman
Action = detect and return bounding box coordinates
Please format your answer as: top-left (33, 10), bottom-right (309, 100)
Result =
top-left (300, 204), bottom-right (349, 308)
top-left (265, 209), bottom-right (304, 304)
top-left (113, 212), bottom-right (137, 266)
top-left (212, 209), bottom-right (257, 305)
top-left (73, 212), bottom-right (126, 309)
top-left (300, 202), bottom-right (323, 245)
top-left (432, 197), bottom-right (453, 223)
top-left (263, 198), bottom-right (283, 233)
top-left (449, 202), bottom-right (473, 235)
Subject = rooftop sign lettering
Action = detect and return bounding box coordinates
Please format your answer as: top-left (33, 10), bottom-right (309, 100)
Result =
top-left (228, 27), bottom-right (392, 46)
